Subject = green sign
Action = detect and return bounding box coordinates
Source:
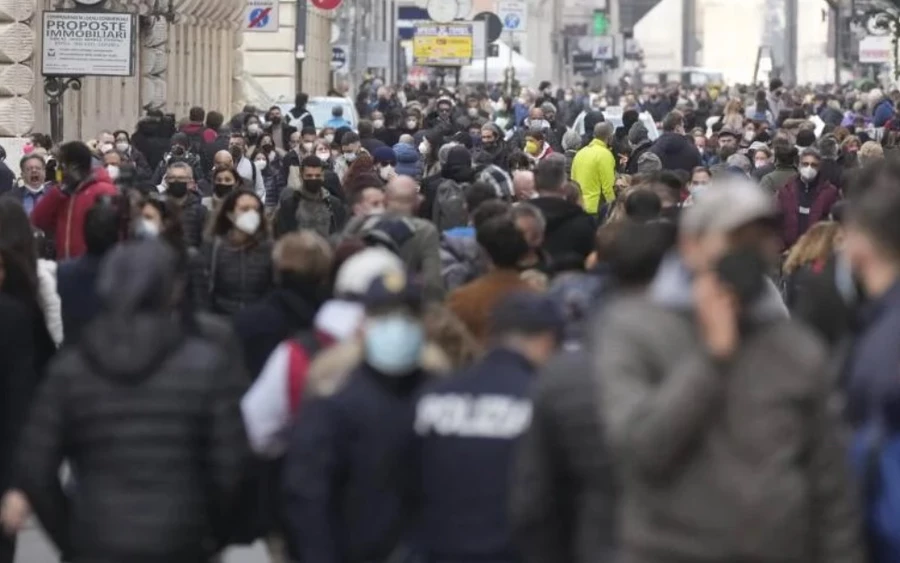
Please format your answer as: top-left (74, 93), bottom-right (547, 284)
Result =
top-left (593, 11), bottom-right (608, 36)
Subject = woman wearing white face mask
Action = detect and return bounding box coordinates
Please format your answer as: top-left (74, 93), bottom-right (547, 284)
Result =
top-left (251, 148), bottom-right (286, 214)
top-left (199, 189), bottom-right (273, 316)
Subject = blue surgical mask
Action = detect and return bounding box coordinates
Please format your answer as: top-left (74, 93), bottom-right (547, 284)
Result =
top-left (364, 315), bottom-right (424, 376)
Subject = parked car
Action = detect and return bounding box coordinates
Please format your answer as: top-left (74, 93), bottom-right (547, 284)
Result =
top-left (571, 107), bottom-right (660, 140)
top-left (269, 96), bottom-right (359, 132)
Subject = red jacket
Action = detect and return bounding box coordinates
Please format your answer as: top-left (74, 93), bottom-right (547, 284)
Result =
top-left (32, 168), bottom-right (118, 260)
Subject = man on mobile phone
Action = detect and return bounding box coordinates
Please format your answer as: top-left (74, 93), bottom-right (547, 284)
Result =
top-left (595, 179), bottom-right (862, 563)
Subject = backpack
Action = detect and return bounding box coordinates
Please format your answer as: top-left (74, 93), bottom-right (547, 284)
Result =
top-left (432, 179), bottom-right (468, 231)
top-left (184, 129), bottom-right (204, 157)
top-left (285, 330), bottom-right (326, 413)
top-left (440, 235), bottom-right (480, 291)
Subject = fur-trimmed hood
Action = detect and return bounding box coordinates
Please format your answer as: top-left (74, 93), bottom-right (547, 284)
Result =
top-left (307, 340), bottom-right (452, 397)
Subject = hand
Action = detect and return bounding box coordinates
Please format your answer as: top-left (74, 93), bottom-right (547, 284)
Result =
top-left (694, 272), bottom-right (739, 360)
top-left (1, 490), bottom-right (30, 535)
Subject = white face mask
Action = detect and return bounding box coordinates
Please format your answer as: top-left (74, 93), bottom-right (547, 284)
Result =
top-left (99, 143), bottom-right (113, 154)
top-left (254, 159), bottom-right (267, 171)
top-left (754, 159), bottom-right (768, 168)
top-left (324, 134), bottom-right (335, 144)
top-left (234, 209), bottom-right (261, 235)
top-left (496, 101), bottom-right (507, 112)
top-left (379, 165), bottom-right (394, 181)
top-left (467, 107), bottom-right (479, 118)
top-left (406, 119), bottom-right (418, 129)
top-left (115, 141), bottom-right (129, 153)
top-left (106, 164), bottom-right (120, 180)
top-left (344, 152), bottom-right (358, 163)
top-left (302, 142), bottom-right (314, 153)
top-left (799, 164), bottom-right (818, 182)
top-left (419, 142), bottom-right (429, 156)
top-left (373, 119), bottom-right (384, 129)
top-left (743, 130), bottom-right (755, 141)
top-left (137, 218), bottom-right (160, 239)
top-left (248, 123), bottom-right (261, 135)
top-left (690, 182), bottom-right (708, 196)
top-left (316, 151), bottom-right (331, 161)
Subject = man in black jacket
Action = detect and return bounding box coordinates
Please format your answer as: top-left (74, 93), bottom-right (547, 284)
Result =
top-left (161, 161), bottom-right (208, 248)
top-left (12, 240), bottom-right (248, 563)
top-left (530, 155), bottom-right (596, 267)
top-left (288, 92), bottom-right (315, 130)
top-left (649, 110), bottom-right (701, 173)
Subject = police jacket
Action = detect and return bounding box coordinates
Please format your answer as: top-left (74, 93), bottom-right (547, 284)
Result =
top-left (414, 348), bottom-right (537, 563)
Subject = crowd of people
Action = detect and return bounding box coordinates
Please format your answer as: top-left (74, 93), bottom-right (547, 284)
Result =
top-left (0, 75), bottom-right (899, 563)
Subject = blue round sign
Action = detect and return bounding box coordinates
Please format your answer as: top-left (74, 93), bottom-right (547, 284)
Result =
top-left (248, 7), bottom-right (270, 28)
top-left (504, 14), bottom-right (520, 29)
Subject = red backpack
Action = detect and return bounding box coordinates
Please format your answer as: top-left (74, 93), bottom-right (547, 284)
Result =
top-left (285, 330), bottom-right (334, 414)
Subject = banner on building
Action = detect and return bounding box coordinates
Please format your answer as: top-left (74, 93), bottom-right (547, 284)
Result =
top-left (413, 22), bottom-right (473, 67)
top-left (42, 11), bottom-right (135, 77)
top-left (859, 35), bottom-right (893, 64)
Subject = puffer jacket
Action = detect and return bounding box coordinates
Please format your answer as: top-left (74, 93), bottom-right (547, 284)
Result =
top-left (179, 191), bottom-right (208, 249)
top-left (13, 242), bottom-right (248, 563)
top-left (198, 237), bottom-right (274, 316)
top-left (595, 254), bottom-right (861, 563)
top-left (440, 234), bottom-right (485, 292)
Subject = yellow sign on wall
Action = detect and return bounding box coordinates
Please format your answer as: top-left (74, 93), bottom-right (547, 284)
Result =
top-left (413, 23), bottom-right (474, 67)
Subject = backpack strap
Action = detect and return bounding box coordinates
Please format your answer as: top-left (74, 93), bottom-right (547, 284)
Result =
top-left (207, 237), bottom-right (222, 296)
top-left (285, 331), bottom-right (325, 414)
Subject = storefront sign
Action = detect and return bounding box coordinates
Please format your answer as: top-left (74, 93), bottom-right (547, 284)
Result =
top-left (42, 11), bottom-right (135, 76)
top-left (413, 22), bottom-right (473, 67)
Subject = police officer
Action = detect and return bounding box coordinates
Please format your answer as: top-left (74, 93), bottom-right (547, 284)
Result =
top-left (413, 292), bottom-right (564, 563)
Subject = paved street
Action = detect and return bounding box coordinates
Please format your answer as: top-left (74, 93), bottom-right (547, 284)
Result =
top-left (13, 521), bottom-right (271, 563)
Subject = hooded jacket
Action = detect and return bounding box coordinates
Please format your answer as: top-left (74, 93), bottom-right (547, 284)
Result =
top-left (14, 242), bottom-right (249, 562)
top-left (31, 167), bottom-right (119, 260)
top-left (594, 254), bottom-right (860, 563)
top-left (393, 142), bottom-right (424, 180)
top-left (530, 197), bottom-right (596, 266)
top-left (649, 131), bottom-right (702, 174)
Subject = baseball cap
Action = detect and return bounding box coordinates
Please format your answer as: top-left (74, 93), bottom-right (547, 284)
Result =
top-left (490, 292), bottom-right (565, 340)
top-left (334, 247), bottom-right (404, 298)
top-left (363, 270), bottom-right (422, 312)
top-left (680, 178), bottom-right (778, 235)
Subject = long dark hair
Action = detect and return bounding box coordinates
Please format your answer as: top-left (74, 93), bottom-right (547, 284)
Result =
top-left (0, 198), bottom-right (38, 275)
top-left (210, 188), bottom-right (269, 242)
top-left (0, 245), bottom-right (39, 309)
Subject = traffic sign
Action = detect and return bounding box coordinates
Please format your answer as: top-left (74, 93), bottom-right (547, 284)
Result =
top-left (331, 45), bottom-right (348, 71)
top-left (593, 36), bottom-right (614, 60)
top-left (244, 0), bottom-right (279, 32)
top-left (473, 11), bottom-right (503, 43)
top-left (498, 0), bottom-right (527, 32)
top-left (311, 0), bottom-right (342, 10)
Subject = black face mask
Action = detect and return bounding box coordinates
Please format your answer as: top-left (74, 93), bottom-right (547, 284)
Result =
top-left (172, 145), bottom-right (186, 156)
top-left (214, 183), bottom-right (233, 198)
top-left (167, 181), bottom-right (188, 198)
top-left (229, 147), bottom-right (243, 161)
top-left (303, 178), bottom-right (324, 192)
top-left (270, 116), bottom-right (282, 125)
top-left (716, 247), bottom-right (767, 307)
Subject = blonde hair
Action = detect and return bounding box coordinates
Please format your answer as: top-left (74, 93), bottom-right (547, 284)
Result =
top-left (272, 230), bottom-right (334, 281)
top-left (859, 140), bottom-right (884, 165)
top-left (422, 304), bottom-right (481, 370)
top-left (782, 221), bottom-right (840, 275)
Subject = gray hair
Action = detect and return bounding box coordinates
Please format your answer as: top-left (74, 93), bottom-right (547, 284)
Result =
top-left (593, 121), bottom-right (615, 143)
top-left (166, 160), bottom-right (194, 179)
top-left (540, 101), bottom-right (557, 116)
top-left (534, 153), bottom-right (567, 193)
top-left (511, 202), bottom-right (547, 232)
top-left (726, 153), bottom-right (752, 173)
top-left (799, 146), bottom-right (822, 161)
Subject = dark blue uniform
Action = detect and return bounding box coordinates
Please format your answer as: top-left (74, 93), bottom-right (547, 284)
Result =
top-left (282, 364), bottom-right (429, 563)
top-left (414, 348), bottom-right (537, 563)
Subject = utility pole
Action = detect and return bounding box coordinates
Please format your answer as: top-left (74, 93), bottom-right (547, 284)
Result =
top-left (785, 0), bottom-right (798, 84)
top-left (681, 0), bottom-right (696, 68)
